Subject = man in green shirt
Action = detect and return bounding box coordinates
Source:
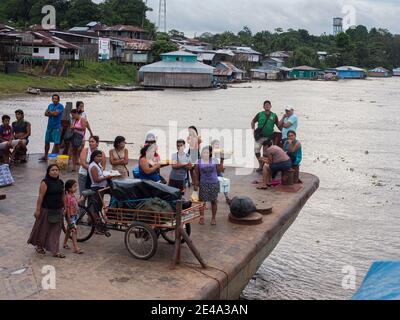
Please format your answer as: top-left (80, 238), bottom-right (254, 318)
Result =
top-left (251, 100), bottom-right (280, 172)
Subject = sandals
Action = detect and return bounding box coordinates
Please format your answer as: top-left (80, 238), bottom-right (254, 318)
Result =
top-left (35, 247), bottom-right (46, 255)
top-left (199, 216), bottom-right (205, 225)
top-left (73, 249), bottom-right (84, 255)
top-left (53, 253), bottom-right (66, 259)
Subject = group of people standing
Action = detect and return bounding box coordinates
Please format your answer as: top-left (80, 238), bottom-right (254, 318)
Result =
top-left (251, 100), bottom-right (302, 189)
top-left (27, 95), bottom-right (303, 258)
top-left (27, 95), bottom-right (227, 258)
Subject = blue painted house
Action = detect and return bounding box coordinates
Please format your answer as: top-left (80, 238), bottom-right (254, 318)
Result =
top-left (330, 66), bottom-right (367, 79)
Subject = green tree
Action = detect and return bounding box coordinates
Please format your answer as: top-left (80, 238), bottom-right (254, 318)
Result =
top-left (63, 0), bottom-right (100, 28)
top-left (151, 33), bottom-right (178, 60)
top-left (238, 26), bottom-right (253, 46)
top-left (168, 29), bottom-right (185, 40)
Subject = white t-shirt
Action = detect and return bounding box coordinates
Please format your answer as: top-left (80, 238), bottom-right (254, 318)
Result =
top-left (89, 162), bottom-right (108, 188)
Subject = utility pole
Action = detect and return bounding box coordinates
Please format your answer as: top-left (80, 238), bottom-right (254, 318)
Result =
top-left (158, 0), bottom-right (167, 33)
top-left (141, 0), bottom-right (148, 28)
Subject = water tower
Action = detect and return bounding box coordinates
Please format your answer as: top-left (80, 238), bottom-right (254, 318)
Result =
top-left (333, 17), bottom-right (343, 36)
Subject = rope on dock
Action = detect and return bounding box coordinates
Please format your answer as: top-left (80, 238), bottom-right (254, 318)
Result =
top-left (182, 261), bottom-right (231, 300)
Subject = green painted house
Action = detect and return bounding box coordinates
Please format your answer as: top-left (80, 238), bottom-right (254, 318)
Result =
top-left (289, 66), bottom-right (321, 79)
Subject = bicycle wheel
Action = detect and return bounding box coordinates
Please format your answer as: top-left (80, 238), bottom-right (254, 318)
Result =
top-left (62, 206), bottom-right (96, 243)
top-left (76, 206), bottom-right (96, 242)
top-left (124, 222), bottom-right (158, 260)
top-left (160, 223), bottom-right (191, 245)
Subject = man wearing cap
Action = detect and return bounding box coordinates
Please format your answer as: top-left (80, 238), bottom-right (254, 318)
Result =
top-left (279, 106), bottom-right (298, 145)
top-left (251, 100), bottom-right (280, 173)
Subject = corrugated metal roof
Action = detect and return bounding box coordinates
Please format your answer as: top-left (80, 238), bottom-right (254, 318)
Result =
top-left (293, 65), bottom-right (320, 71)
top-left (215, 49), bottom-right (235, 56)
top-left (216, 61), bottom-right (244, 73)
top-left (99, 25), bottom-right (146, 33)
top-left (161, 51), bottom-right (197, 57)
top-left (368, 67), bottom-right (389, 73)
top-left (140, 61), bottom-right (214, 74)
top-left (336, 66), bottom-right (365, 72)
top-left (124, 39), bottom-right (153, 51)
top-left (197, 52), bottom-right (215, 61)
top-left (69, 27), bottom-right (90, 32)
top-left (31, 31), bottom-right (80, 50)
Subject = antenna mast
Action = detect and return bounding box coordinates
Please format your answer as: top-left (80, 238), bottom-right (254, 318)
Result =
top-left (158, 0), bottom-right (167, 33)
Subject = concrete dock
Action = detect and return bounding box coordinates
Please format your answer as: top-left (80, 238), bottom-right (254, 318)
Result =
top-left (0, 155), bottom-right (319, 300)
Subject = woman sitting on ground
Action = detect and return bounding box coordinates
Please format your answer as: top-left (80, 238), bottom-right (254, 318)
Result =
top-left (78, 136), bottom-right (106, 197)
top-left (257, 139), bottom-right (292, 189)
top-left (70, 109), bottom-right (88, 172)
top-left (135, 144), bottom-right (162, 182)
top-left (109, 136), bottom-right (129, 179)
top-left (283, 130), bottom-right (302, 168)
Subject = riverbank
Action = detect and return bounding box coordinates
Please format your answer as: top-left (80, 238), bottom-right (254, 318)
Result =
top-left (0, 61), bottom-right (137, 96)
top-left (0, 155), bottom-right (319, 300)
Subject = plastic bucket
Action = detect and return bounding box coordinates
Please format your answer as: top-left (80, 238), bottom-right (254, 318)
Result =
top-left (56, 155), bottom-right (69, 171)
top-left (47, 154), bottom-right (58, 166)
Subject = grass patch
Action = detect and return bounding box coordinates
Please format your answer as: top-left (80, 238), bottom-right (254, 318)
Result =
top-left (0, 61), bottom-right (137, 95)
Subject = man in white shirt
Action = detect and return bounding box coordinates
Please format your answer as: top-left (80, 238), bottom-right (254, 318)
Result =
top-left (280, 106), bottom-right (298, 144)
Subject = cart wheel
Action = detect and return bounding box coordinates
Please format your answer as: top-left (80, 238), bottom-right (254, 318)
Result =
top-left (62, 206), bottom-right (96, 243)
top-left (124, 222), bottom-right (158, 260)
top-left (160, 224), bottom-right (191, 245)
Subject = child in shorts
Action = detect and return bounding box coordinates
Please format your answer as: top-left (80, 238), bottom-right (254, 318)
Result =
top-left (63, 179), bottom-right (84, 254)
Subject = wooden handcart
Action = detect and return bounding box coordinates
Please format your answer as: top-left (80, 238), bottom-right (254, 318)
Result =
top-left (64, 188), bottom-right (207, 268)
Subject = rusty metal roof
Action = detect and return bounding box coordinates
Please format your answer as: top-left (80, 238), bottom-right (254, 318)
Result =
top-left (98, 25), bottom-right (147, 33)
top-left (30, 31), bottom-right (80, 50)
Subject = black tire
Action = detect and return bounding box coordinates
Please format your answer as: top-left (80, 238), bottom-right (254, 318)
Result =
top-left (62, 206), bottom-right (96, 243)
top-left (124, 222), bottom-right (158, 260)
top-left (160, 223), bottom-right (191, 245)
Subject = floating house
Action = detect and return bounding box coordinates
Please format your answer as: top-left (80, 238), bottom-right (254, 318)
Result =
top-left (139, 51), bottom-right (214, 88)
top-left (251, 66), bottom-right (291, 80)
top-left (213, 61), bottom-right (244, 82)
top-left (368, 67), bottom-right (391, 78)
top-left (393, 68), bottom-right (400, 77)
top-left (332, 66), bottom-right (366, 79)
top-left (289, 66), bottom-right (321, 79)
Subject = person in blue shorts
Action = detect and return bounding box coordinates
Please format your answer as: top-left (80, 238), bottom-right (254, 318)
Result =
top-left (40, 94), bottom-right (64, 161)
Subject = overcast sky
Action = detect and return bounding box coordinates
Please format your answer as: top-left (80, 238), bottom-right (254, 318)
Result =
top-left (141, 0), bottom-right (400, 36)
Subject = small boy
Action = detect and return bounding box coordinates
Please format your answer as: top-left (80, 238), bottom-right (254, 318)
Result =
top-left (168, 139), bottom-right (192, 193)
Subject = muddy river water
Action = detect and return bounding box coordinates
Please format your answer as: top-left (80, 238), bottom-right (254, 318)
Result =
top-left (1, 78), bottom-right (399, 300)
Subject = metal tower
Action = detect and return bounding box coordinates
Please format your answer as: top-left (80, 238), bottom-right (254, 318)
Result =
top-left (158, 0), bottom-right (167, 33)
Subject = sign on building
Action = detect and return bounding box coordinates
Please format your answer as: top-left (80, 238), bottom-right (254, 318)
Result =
top-left (98, 38), bottom-right (110, 60)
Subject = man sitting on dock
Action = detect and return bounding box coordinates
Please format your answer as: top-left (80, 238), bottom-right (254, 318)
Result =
top-left (12, 109), bottom-right (31, 163)
top-left (251, 100), bottom-right (280, 173)
top-left (257, 139), bottom-right (292, 189)
top-left (0, 115), bottom-right (23, 164)
top-left (40, 94), bottom-right (64, 161)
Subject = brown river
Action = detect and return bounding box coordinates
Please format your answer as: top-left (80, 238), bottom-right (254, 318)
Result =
top-left (1, 78), bottom-right (399, 300)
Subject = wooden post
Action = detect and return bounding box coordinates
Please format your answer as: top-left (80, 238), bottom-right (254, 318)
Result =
top-left (180, 226), bottom-right (207, 269)
top-left (171, 200), bottom-right (183, 268)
